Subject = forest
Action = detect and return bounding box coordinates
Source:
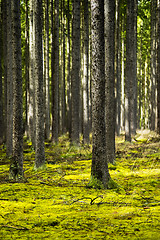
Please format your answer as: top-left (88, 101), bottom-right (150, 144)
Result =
top-left (0, 0), bottom-right (160, 239)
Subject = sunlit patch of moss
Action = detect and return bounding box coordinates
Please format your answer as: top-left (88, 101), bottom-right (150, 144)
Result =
top-left (0, 132), bottom-right (160, 239)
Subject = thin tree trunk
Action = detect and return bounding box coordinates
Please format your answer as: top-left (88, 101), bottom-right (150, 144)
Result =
top-left (28, 0), bottom-right (35, 146)
top-left (157, 0), bottom-right (160, 134)
top-left (51, 0), bottom-right (59, 143)
top-left (150, 0), bottom-right (157, 130)
top-left (34, 0), bottom-right (45, 169)
top-left (115, 0), bottom-right (121, 136)
top-left (6, 0), bottom-right (13, 155)
top-left (25, 0), bottom-right (29, 136)
top-left (105, 0), bottom-right (116, 164)
top-left (82, 0), bottom-right (90, 144)
top-left (0, 2), bottom-right (3, 144)
top-left (2, 0), bottom-right (7, 144)
top-left (10, 0), bottom-right (23, 179)
top-left (44, 0), bottom-right (50, 139)
top-left (71, 0), bottom-right (80, 145)
top-left (66, 0), bottom-right (71, 137)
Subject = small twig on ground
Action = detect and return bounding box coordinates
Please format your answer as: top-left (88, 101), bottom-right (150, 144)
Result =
top-left (71, 195), bottom-right (103, 205)
top-left (0, 225), bottom-right (29, 230)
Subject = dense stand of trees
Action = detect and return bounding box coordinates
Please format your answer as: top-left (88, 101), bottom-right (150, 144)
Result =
top-left (0, 0), bottom-right (160, 187)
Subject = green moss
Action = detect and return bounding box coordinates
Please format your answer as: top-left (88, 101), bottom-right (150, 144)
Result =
top-left (0, 133), bottom-right (160, 239)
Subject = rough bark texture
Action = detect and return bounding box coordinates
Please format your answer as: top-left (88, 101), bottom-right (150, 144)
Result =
top-left (105, 0), bottom-right (116, 164)
top-left (6, 0), bottom-right (13, 156)
top-left (115, 0), bottom-right (121, 136)
top-left (34, 0), bottom-right (45, 169)
top-left (82, 0), bottom-right (90, 144)
top-left (125, 0), bottom-right (137, 141)
top-left (25, 0), bottom-right (29, 136)
top-left (67, 0), bottom-right (71, 137)
top-left (150, 0), bottom-right (157, 130)
top-left (0, 3), bottom-right (3, 144)
top-left (91, 0), bottom-right (110, 189)
top-left (28, 0), bottom-right (35, 146)
top-left (10, 0), bottom-right (23, 179)
top-left (51, 0), bottom-right (59, 143)
top-left (2, 0), bottom-right (7, 144)
top-left (44, 0), bottom-right (50, 139)
top-left (157, 0), bottom-right (160, 134)
top-left (71, 0), bottom-right (80, 144)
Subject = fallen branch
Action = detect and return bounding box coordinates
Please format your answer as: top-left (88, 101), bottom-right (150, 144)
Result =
top-left (0, 225), bottom-right (29, 230)
top-left (71, 195), bottom-right (103, 205)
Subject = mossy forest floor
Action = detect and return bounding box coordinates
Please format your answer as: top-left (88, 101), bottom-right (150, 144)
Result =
top-left (0, 130), bottom-right (160, 240)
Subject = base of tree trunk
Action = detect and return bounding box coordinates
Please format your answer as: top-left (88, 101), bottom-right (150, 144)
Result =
top-left (87, 175), bottom-right (119, 190)
top-left (34, 163), bottom-right (46, 171)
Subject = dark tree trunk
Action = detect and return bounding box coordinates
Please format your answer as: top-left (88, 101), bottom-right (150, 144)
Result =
top-left (157, 0), bottom-right (160, 134)
top-left (125, 0), bottom-right (137, 141)
top-left (10, 0), bottom-right (23, 179)
top-left (0, 2), bottom-right (3, 144)
top-left (71, 0), bottom-right (80, 145)
top-left (90, 0), bottom-right (110, 189)
top-left (6, 0), bottom-right (13, 155)
top-left (34, 0), bottom-right (45, 169)
top-left (105, 0), bottom-right (116, 164)
top-left (150, 0), bottom-right (157, 130)
top-left (51, 0), bottom-right (59, 143)
top-left (82, 0), bottom-right (90, 144)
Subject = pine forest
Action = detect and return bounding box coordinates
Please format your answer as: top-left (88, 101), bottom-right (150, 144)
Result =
top-left (0, 0), bottom-right (160, 239)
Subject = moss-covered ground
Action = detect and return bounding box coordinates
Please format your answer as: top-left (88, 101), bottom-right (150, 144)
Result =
top-left (0, 130), bottom-right (160, 239)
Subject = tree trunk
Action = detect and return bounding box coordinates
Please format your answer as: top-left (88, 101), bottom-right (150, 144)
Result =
top-left (125, 0), bottom-right (137, 141)
top-left (157, 0), bottom-right (160, 134)
top-left (150, 0), bottom-right (157, 130)
top-left (90, 0), bottom-right (110, 189)
top-left (51, 0), bottom-right (59, 143)
top-left (34, 0), bottom-right (45, 169)
top-left (115, 0), bottom-right (121, 136)
top-left (44, 0), bottom-right (50, 139)
top-left (82, 0), bottom-right (90, 144)
top-left (0, 3), bottom-right (3, 144)
top-left (105, 0), bottom-right (116, 164)
top-left (2, 0), bottom-right (7, 144)
top-left (71, 0), bottom-right (80, 145)
top-left (10, 0), bottom-right (23, 180)
top-left (28, 0), bottom-right (35, 146)
top-left (6, 0), bottom-right (13, 155)
top-left (25, 0), bottom-right (29, 136)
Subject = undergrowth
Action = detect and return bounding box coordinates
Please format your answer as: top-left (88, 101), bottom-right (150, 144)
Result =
top-left (0, 130), bottom-right (160, 239)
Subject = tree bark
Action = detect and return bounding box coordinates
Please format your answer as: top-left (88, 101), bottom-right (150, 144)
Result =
top-left (6, 0), bottom-right (13, 155)
top-left (125, 0), bottom-right (137, 141)
top-left (44, 0), bottom-right (50, 139)
top-left (0, 3), bottom-right (3, 144)
top-left (157, 0), bottom-right (160, 134)
top-left (91, 0), bottom-right (110, 189)
top-left (51, 0), bottom-right (59, 143)
top-left (10, 0), bottom-right (23, 179)
top-left (105, 0), bottom-right (116, 164)
top-left (71, 0), bottom-right (80, 145)
top-left (34, 0), bottom-right (45, 169)
top-left (28, 0), bottom-right (35, 146)
top-left (150, 0), bottom-right (157, 130)
top-left (82, 0), bottom-right (90, 144)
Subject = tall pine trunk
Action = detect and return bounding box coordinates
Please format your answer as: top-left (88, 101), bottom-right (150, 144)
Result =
top-left (90, 0), bottom-right (110, 189)
top-left (10, 0), bottom-right (23, 179)
top-left (6, 0), bottom-right (13, 155)
top-left (157, 0), bottom-right (160, 134)
top-left (34, 0), bottom-right (45, 169)
top-left (51, 0), bottom-right (59, 143)
top-left (71, 0), bottom-right (80, 145)
top-left (105, 0), bottom-right (116, 164)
